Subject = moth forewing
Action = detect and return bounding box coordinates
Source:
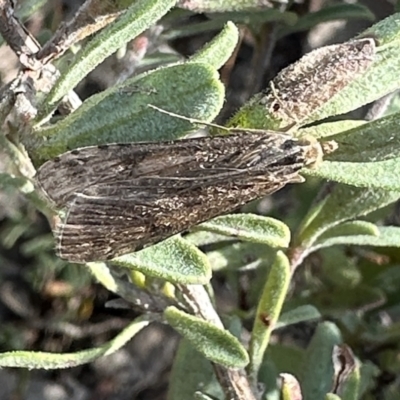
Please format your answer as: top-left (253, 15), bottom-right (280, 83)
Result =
top-left (36, 131), bottom-right (293, 206)
top-left (36, 131), bottom-right (335, 263)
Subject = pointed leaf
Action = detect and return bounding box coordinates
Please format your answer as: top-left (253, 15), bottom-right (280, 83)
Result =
top-left (296, 185), bottom-right (400, 248)
top-left (249, 251), bottom-right (291, 378)
top-left (314, 226), bottom-right (400, 251)
top-left (320, 248), bottom-right (362, 288)
top-left (185, 230), bottom-right (235, 247)
top-left (38, 0), bottom-right (177, 117)
top-left (0, 318), bottom-right (149, 369)
top-left (165, 306), bottom-right (249, 368)
top-left (276, 305), bottom-right (321, 330)
top-left (266, 344), bottom-right (305, 377)
top-left (205, 242), bottom-right (276, 271)
top-left (299, 120), bottom-right (366, 139)
top-left (318, 221), bottom-right (380, 239)
top-left (190, 22), bottom-right (239, 69)
top-left (32, 62), bottom-right (224, 162)
top-left (323, 112), bottom-right (400, 162)
top-left (110, 236), bottom-right (211, 285)
top-left (305, 157), bottom-right (400, 191)
top-left (177, 0), bottom-right (275, 13)
top-left (168, 339), bottom-right (223, 400)
top-left (196, 214), bottom-right (291, 248)
top-left (300, 322), bottom-right (342, 400)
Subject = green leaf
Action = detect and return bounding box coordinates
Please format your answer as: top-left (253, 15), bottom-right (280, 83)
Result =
top-left (296, 185), bottom-right (399, 248)
top-left (177, 0), bottom-right (284, 13)
top-left (165, 9), bottom-right (296, 40)
top-left (318, 220), bottom-right (380, 239)
top-left (205, 242), bottom-right (276, 271)
top-left (190, 22), bottom-right (239, 69)
top-left (265, 344), bottom-right (305, 377)
top-left (168, 339), bottom-right (223, 400)
top-left (320, 248), bottom-right (362, 288)
top-left (86, 262), bottom-right (120, 293)
top-left (314, 226), bottom-right (400, 250)
top-left (0, 317), bottom-right (149, 369)
top-left (165, 306), bottom-right (249, 369)
top-left (322, 112), bottom-right (400, 162)
top-left (38, 0), bottom-right (177, 118)
top-left (276, 305), bottom-right (321, 330)
top-left (110, 236), bottom-right (212, 285)
top-left (305, 157), bottom-right (400, 191)
top-left (249, 251), bottom-right (291, 378)
top-left (299, 119), bottom-right (366, 139)
top-left (311, 220), bottom-right (379, 251)
top-left (196, 214), bottom-right (291, 248)
top-left (31, 62), bottom-right (224, 162)
top-left (300, 322), bottom-right (342, 400)
top-left (185, 230), bottom-right (235, 247)
top-left (313, 285), bottom-right (384, 315)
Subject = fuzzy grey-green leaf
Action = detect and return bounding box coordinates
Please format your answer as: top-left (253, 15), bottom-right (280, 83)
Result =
top-left (189, 22), bottom-right (239, 69)
top-left (305, 158), bottom-right (400, 191)
top-left (300, 322), bottom-right (342, 400)
top-left (110, 236), bottom-right (211, 285)
top-left (31, 62), bottom-right (224, 162)
top-left (168, 339), bottom-right (223, 400)
top-left (249, 251), bottom-right (291, 378)
top-left (318, 220), bottom-right (380, 241)
top-left (165, 306), bottom-right (249, 369)
top-left (324, 112), bottom-right (400, 162)
top-left (314, 226), bottom-right (400, 251)
top-left (276, 305), bottom-right (321, 330)
top-left (296, 185), bottom-right (400, 248)
top-left (38, 0), bottom-right (177, 117)
top-left (196, 214), bottom-right (290, 248)
top-left (0, 318), bottom-right (149, 369)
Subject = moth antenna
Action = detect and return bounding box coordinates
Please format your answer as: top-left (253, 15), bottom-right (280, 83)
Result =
top-left (147, 104), bottom-right (230, 132)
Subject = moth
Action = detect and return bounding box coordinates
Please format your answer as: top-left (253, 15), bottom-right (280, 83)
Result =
top-left (36, 130), bottom-right (334, 263)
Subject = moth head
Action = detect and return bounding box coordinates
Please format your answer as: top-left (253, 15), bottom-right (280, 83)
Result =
top-left (299, 137), bottom-right (338, 168)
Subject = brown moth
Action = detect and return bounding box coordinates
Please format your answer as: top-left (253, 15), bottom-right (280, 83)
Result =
top-left (36, 131), bottom-right (334, 263)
